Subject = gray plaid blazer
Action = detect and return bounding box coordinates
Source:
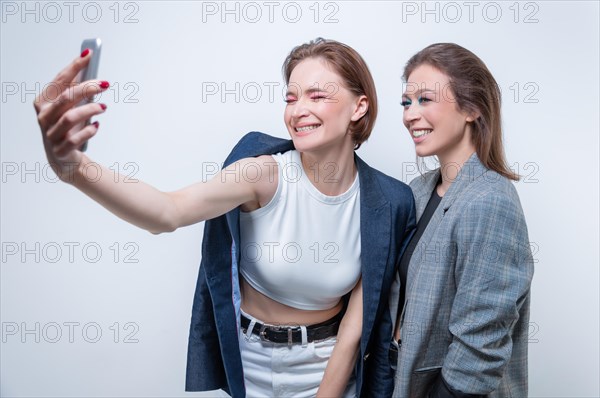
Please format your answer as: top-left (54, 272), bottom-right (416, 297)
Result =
top-left (389, 153), bottom-right (534, 397)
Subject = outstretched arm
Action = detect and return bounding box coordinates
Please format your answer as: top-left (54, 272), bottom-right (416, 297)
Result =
top-left (69, 156), bottom-right (271, 233)
top-left (34, 50), bottom-right (275, 234)
top-left (317, 278), bottom-right (363, 397)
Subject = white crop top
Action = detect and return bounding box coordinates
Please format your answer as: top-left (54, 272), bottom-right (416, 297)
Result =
top-left (239, 150), bottom-right (362, 310)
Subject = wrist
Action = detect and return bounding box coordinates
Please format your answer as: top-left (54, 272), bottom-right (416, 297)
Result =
top-left (60, 154), bottom-right (90, 185)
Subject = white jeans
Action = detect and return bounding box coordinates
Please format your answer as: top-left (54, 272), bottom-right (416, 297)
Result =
top-left (237, 309), bottom-right (356, 398)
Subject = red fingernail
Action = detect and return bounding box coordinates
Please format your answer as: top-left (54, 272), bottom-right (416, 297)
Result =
top-left (81, 48), bottom-right (90, 58)
top-left (100, 103), bottom-right (107, 110)
top-left (99, 81), bottom-right (110, 89)
top-left (92, 121), bottom-right (100, 128)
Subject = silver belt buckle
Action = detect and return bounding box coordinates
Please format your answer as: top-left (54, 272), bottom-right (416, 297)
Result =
top-left (258, 323), bottom-right (297, 346)
top-left (258, 324), bottom-right (268, 342)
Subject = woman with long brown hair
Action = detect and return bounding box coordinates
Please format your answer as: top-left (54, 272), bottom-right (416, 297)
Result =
top-left (385, 43), bottom-right (534, 397)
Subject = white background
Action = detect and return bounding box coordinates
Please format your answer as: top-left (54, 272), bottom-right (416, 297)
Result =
top-left (1, 1), bottom-right (598, 396)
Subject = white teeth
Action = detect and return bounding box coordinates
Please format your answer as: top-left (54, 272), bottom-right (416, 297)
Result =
top-left (412, 129), bottom-right (432, 138)
top-left (296, 124), bottom-right (321, 132)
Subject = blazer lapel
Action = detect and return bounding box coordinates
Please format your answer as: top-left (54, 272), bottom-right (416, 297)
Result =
top-left (355, 155), bottom-right (391, 351)
top-left (410, 170), bottom-right (440, 220)
top-left (437, 153), bottom-right (486, 213)
top-left (405, 153), bottom-right (484, 310)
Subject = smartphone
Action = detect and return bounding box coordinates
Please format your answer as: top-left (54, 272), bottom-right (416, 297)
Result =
top-left (77, 38), bottom-right (102, 151)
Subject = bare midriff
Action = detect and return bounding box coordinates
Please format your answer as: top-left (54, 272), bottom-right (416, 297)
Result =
top-left (240, 277), bottom-right (343, 325)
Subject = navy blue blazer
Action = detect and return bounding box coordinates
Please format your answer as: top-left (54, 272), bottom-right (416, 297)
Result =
top-left (185, 132), bottom-right (415, 397)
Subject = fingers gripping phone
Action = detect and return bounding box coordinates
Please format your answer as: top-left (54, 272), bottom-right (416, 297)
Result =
top-left (77, 38), bottom-right (102, 152)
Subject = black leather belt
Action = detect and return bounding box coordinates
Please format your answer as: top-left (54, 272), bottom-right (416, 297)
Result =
top-left (240, 310), bottom-right (343, 346)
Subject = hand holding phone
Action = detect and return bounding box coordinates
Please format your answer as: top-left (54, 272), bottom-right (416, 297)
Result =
top-left (77, 38), bottom-right (102, 151)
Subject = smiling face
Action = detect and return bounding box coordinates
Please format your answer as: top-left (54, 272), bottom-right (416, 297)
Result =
top-left (402, 64), bottom-right (476, 165)
top-left (284, 57), bottom-right (367, 155)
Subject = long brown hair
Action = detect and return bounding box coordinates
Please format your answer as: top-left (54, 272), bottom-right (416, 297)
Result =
top-left (404, 43), bottom-right (519, 180)
top-left (282, 38), bottom-right (377, 150)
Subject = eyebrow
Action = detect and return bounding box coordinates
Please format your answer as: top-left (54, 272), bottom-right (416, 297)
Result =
top-left (285, 86), bottom-right (331, 97)
top-left (402, 88), bottom-right (436, 98)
